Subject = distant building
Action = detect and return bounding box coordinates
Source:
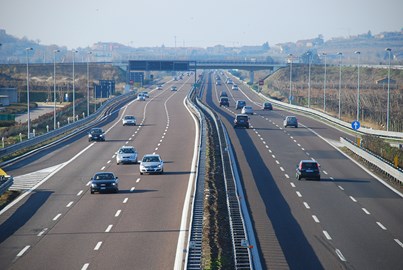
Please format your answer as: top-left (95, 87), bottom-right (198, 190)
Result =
top-left (0, 88), bottom-right (17, 104)
top-left (376, 77), bottom-right (396, 85)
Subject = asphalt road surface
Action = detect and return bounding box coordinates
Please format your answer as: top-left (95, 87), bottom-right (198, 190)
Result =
top-left (205, 72), bottom-right (403, 270)
top-left (0, 77), bottom-right (197, 270)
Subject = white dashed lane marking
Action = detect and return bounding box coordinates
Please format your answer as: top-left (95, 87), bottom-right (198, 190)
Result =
top-left (105, 225), bottom-right (113, 232)
top-left (130, 187), bottom-right (135, 192)
top-left (17, 246), bottom-right (30, 257)
top-left (123, 198), bottom-right (128, 204)
top-left (66, 201), bottom-right (74, 208)
top-left (78, 190), bottom-right (84, 195)
top-left (115, 210), bottom-right (122, 217)
top-left (303, 202), bottom-right (310, 209)
top-left (323, 231), bottom-right (332, 240)
top-left (53, 213), bottom-right (62, 221)
top-left (94, 241), bottom-right (102, 250)
top-left (312, 215), bottom-right (320, 223)
top-left (37, 228), bottom-right (47, 237)
top-left (377, 222), bottom-right (387, 230)
top-left (395, 239), bottom-right (403, 248)
top-left (362, 208), bottom-right (371, 215)
top-left (81, 263), bottom-right (90, 270)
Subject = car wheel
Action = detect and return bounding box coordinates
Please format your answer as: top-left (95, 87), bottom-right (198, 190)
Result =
top-left (140, 172), bottom-right (143, 175)
top-left (296, 174), bottom-right (301, 180)
top-left (90, 189), bottom-right (94, 194)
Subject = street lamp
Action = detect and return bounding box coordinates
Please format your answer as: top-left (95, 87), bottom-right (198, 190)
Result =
top-left (337, 52), bottom-right (343, 119)
top-left (355, 51), bottom-right (361, 121)
top-left (87, 51), bottom-right (92, 117)
top-left (53, 49), bottom-right (60, 130)
top-left (25, 47), bottom-right (33, 139)
top-left (288, 54), bottom-right (293, 104)
top-left (72, 49), bottom-right (78, 122)
top-left (386, 48), bottom-right (392, 131)
top-left (322, 52), bottom-right (327, 112)
top-left (307, 51), bottom-right (312, 108)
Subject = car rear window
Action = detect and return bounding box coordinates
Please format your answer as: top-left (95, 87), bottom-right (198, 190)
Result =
top-left (121, 148), bottom-right (135, 153)
top-left (302, 163), bottom-right (318, 169)
top-left (237, 115), bottom-right (248, 121)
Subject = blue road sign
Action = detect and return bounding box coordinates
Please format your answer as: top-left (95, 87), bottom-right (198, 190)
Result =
top-left (351, 120), bottom-right (360, 130)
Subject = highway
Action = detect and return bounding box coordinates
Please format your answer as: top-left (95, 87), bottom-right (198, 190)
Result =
top-left (204, 72), bottom-right (403, 269)
top-left (0, 76), bottom-right (197, 270)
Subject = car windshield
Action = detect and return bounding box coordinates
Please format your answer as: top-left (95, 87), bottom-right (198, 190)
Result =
top-left (143, 156), bottom-right (160, 162)
top-left (244, 106), bottom-right (252, 110)
top-left (94, 173), bottom-right (114, 180)
top-left (125, 116), bottom-right (134, 120)
top-left (90, 129), bottom-right (102, 134)
top-left (120, 148), bottom-right (135, 154)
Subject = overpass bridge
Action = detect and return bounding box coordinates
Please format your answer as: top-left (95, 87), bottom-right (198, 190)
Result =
top-left (124, 60), bottom-right (287, 84)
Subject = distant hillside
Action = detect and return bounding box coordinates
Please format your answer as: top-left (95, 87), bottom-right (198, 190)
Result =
top-left (1, 28), bottom-right (402, 65)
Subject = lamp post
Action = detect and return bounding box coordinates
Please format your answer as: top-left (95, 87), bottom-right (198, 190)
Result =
top-left (355, 51), bottom-right (361, 121)
top-left (386, 48), bottom-right (392, 131)
top-left (87, 51), bottom-right (92, 118)
top-left (307, 51), bottom-right (312, 108)
top-left (322, 52), bottom-right (327, 112)
top-left (53, 49), bottom-right (60, 130)
top-left (288, 54), bottom-right (293, 104)
top-left (72, 50), bottom-right (78, 122)
top-left (337, 52), bottom-right (343, 119)
top-left (25, 47), bottom-right (33, 139)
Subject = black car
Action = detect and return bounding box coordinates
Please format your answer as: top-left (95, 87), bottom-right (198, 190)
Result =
top-left (90, 172), bottom-right (119, 194)
top-left (262, 102), bottom-right (273, 110)
top-left (234, 114), bottom-right (249, 129)
top-left (88, 128), bottom-right (105, 142)
top-left (219, 97), bottom-right (229, 107)
top-left (235, 100), bottom-right (246, 110)
top-left (296, 160), bottom-right (321, 180)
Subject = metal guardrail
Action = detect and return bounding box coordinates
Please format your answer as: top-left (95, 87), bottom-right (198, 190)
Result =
top-left (185, 86), bottom-right (206, 269)
top-left (0, 91), bottom-right (136, 160)
top-left (0, 176), bottom-right (13, 196)
top-left (341, 137), bottom-right (403, 183)
top-left (195, 94), bottom-right (254, 269)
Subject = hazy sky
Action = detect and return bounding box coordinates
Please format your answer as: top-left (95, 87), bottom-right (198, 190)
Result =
top-left (1, 0), bottom-right (402, 49)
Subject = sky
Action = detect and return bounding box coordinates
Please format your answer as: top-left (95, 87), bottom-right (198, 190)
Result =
top-left (0, 0), bottom-right (402, 49)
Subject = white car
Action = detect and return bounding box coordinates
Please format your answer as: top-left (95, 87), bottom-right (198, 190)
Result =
top-left (140, 91), bottom-right (149, 98)
top-left (122, 115), bottom-right (136, 126)
top-left (241, 106), bottom-right (254, 115)
top-left (137, 93), bottom-right (145, 101)
top-left (157, 84), bottom-right (163, 90)
top-left (232, 84), bottom-right (238, 90)
top-left (116, 146), bottom-right (138, 165)
top-left (171, 86), bottom-right (177, 91)
top-left (140, 154), bottom-right (164, 174)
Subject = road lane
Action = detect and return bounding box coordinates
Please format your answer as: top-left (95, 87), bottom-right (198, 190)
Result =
top-left (0, 78), bottom-right (197, 269)
top-left (205, 72), bottom-right (403, 269)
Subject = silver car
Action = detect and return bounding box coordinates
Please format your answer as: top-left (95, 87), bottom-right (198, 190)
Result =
top-left (284, 116), bottom-right (298, 128)
top-left (116, 146), bottom-right (138, 164)
top-left (241, 106), bottom-right (254, 115)
top-left (139, 154), bottom-right (164, 174)
top-left (122, 115), bottom-right (136, 126)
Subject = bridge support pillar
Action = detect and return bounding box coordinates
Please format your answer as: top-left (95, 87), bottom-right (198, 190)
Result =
top-left (249, 70), bottom-right (254, 84)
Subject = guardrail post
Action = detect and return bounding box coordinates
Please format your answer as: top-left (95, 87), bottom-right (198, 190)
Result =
top-left (76, 115), bottom-right (79, 121)
top-left (33, 129), bottom-right (36, 137)
top-left (57, 122), bottom-right (60, 129)
top-left (46, 125), bottom-right (49, 133)
top-left (2, 137), bottom-right (4, 148)
top-left (67, 117), bottom-right (70, 124)
top-left (82, 112), bottom-right (85, 119)
top-left (19, 133), bottom-right (22, 142)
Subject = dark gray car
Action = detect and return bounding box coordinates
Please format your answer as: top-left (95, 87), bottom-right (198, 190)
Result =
top-left (90, 172), bottom-right (119, 194)
top-left (284, 116), bottom-right (298, 128)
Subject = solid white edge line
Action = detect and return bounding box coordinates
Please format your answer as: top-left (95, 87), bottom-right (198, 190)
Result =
top-left (174, 94), bottom-right (200, 270)
top-left (0, 144), bottom-right (95, 216)
top-left (17, 245), bottom-right (30, 257)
